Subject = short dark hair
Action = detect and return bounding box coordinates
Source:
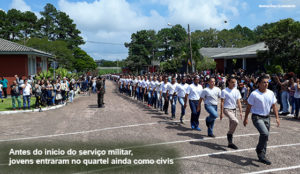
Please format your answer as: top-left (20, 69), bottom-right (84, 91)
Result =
top-left (226, 76), bottom-right (236, 87)
top-left (257, 75), bottom-right (269, 84)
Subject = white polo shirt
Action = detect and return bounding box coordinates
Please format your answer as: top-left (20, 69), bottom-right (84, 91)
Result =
top-left (167, 83), bottom-right (178, 95)
top-left (149, 81), bottom-right (156, 90)
top-left (141, 80), bottom-right (147, 88)
top-left (137, 80), bottom-right (142, 87)
top-left (247, 89), bottom-right (277, 116)
top-left (160, 82), bottom-right (169, 93)
top-left (221, 87), bottom-right (241, 109)
top-left (186, 83), bottom-right (203, 100)
top-left (145, 80), bottom-right (150, 89)
top-left (155, 81), bottom-right (162, 92)
top-left (132, 79), bottom-right (138, 86)
top-left (201, 86), bottom-right (221, 105)
top-left (174, 83), bottom-right (189, 98)
top-left (120, 78), bottom-right (124, 85)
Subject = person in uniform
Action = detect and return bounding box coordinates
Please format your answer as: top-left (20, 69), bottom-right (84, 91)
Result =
top-left (96, 76), bottom-right (105, 108)
top-left (244, 75), bottom-right (280, 165)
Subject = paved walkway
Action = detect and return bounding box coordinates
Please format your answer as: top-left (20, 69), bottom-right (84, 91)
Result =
top-left (0, 80), bottom-right (299, 173)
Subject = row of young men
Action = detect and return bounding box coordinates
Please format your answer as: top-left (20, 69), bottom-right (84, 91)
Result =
top-left (117, 74), bottom-right (280, 165)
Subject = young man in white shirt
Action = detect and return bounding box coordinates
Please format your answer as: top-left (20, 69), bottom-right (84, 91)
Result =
top-left (185, 76), bottom-right (203, 129)
top-left (21, 79), bottom-right (32, 109)
top-left (118, 75), bottom-right (123, 94)
top-left (156, 76), bottom-right (163, 110)
top-left (141, 76), bottom-right (148, 103)
top-left (174, 77), bottom-right (189, 123)
top-left (160, 76), bottom-right (170, 114)
top-left (243, 75), bottom-right (280, 165)
top-left (198, 77), bottom-right (221, 137)
top-left (220, 76), bottom-right (243, 149)
top-left (144, 76), bottom-right (150, 105)
top-left (166, 77), bottom-right (178, 119)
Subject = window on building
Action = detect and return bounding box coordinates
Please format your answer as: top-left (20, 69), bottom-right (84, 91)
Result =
top-left (28, 55), bottom-right (37, 75)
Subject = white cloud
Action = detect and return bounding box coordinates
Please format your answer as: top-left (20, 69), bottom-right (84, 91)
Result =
top-left (10, 0), bottom-right (31, 12)
top-left (58, 0), bottom-right (246, 60)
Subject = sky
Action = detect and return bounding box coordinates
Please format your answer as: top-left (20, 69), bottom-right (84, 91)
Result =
top-left (0, 0), bottom-right (300, 61)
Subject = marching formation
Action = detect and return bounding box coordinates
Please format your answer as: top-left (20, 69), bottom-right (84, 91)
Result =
top-left (107, 73), bottom-right (283, 165)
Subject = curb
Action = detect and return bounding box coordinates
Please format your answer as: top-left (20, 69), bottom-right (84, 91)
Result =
top-left (0, 103), bottom-right (67, 115)
top-left (0, 93), bottom-right (83, 115)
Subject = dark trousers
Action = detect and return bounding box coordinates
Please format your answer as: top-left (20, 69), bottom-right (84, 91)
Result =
top-left (3, 87), bottom-right (7, 98)
top-left (98, 92), bottom-right (104, 107)
top-left (189, 100), bottom-right (200, 128)
top-left (163, 93), bottom-right (169, 113)
top-left (295, 98), bottom-right (300, 118)
top-left (252, 114), bottom-right (270, 156)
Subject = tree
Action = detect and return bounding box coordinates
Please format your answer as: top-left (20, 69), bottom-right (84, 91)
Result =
top-left (259, 18), bottom-right (300, 74)
top-left (0, 10), bottom-right (9, 40)
top-left (196, 56), bottom-right (216, 72)
top-left (21, 11), bottom-right (38, 39)
top-left (25, 37), bottom-right (75, 70)
top-left (124, 30), bottom-right (157, 73)
top-left (73, 47), bottom-right (97, 72)
top-left (157, 25), bottom-right (187, 61)
top-left (38, 3), bottom-right (57, 40)
top-left (6, 9), bottom-right (23, 40)
top-left (38, 3), bottom-right (84, 48)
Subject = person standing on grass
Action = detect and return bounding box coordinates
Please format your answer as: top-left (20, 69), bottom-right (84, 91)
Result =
top-left (243, 75), bottom-right (280, 165)
top-left (21, 79), bottom-right (32, 109)
top-left (184, 76), bottom-right (203, 128)
top-left (11, 80), bottom-right (22, 110)
top-left (198, 77), bottom-right (221, 137)
top-left (0, 76), bottom-right (8, 98)
top-left (220, 76), bottom-right (243, 149)
top-left (46, 80), bottom-right (54, 106)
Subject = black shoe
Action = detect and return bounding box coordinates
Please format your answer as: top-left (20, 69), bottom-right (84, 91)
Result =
top-left (228, 143), bottom-right (238, 150)
top-left (258, 157), bottom-right (272, 165)
top-left (180, 119), bottom-right (184, 124)
top-left (208, 134), bottom-right (215, 138)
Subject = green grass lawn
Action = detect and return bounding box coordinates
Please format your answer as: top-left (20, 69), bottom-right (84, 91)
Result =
top-left (0, 97), bottom-right (37, 111)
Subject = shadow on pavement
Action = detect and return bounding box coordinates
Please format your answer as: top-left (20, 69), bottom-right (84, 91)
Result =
top-left (177, 132), bottom-right (204, 139)
top-left (87, 104), bottom-right (99, 108)
top-left (165, 123), bottom-right (192, 132)
top-left (190, 141), bottom-right (227, 151)
top-left (209, 154), bottom-right (260, 167)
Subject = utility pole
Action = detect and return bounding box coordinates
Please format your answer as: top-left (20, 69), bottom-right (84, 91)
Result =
top-left (188, 24), bottom-right (193, 73)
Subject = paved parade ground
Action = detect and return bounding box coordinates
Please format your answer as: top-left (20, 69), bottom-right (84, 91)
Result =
top-left (0, 80), bottom-right (299, 174)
